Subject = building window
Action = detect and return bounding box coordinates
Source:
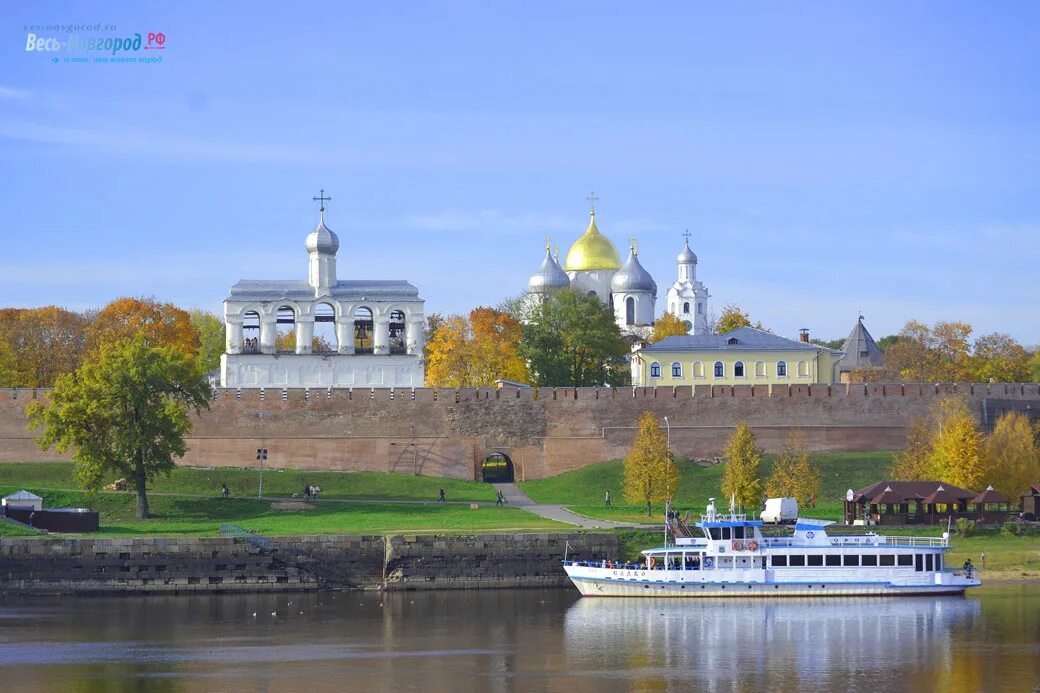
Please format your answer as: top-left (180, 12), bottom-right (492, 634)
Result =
top-left (734, 361), bottom-right (745, 378)
top-left (683, 302), bottom-right (690, 314)
top-left (777, 361), bottom-right (787, 377)
top-left (713, 361), bottom-right (724, 378)
top-left (693, 361), bottom-right (704, 378)
top-left (671, 362), bottom-right (682, 378)
top-left (727, 337), bottom-right (739, 345)
top-left (797, 360), bottom-right (809, 377)
top-left (698, 303), bottom-right (704, 315)
top-left (650, 362), bottom-right (661, 378)
top-left (755, 361), bottom-right (766, 378)
top-left (626, 297), bottom-right (635, 326)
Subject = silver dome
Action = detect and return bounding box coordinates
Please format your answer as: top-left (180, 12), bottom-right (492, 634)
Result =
top-left (305, 212), bottom-right (340, 255)
top-left (611, 249), bottom-right (657, 294)
top-left (677, 239), bottom-right (697, 264)
top-left (528, 248), bottom-right (570, 292)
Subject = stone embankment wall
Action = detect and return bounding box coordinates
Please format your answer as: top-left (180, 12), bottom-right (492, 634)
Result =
top-left (0, 532), bottom-right (617, 595)
top-left (1, 383), bottom-right (1037, 480)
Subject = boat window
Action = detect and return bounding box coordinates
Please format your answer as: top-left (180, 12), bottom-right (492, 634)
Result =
top-left (825, 555), bottom-right (841, 567)
top-left (936, 555), bottom-right (943, 571)
top-left (843, 554), bottom-right (859, 567)
top-left (880, 555), bottom-right (895, 567)
top-left (772, 555), bottom-right (787, 567)
top-left (708, 527), bottom-right (722, 541)
top-left (925, 554), bottom-right (933, 572)
top-left (789, 555), bottom-right (806, 567)
top-left (915, 554), bottom-right (924, 572)
top-left (732, 526), bottom-right (744, 539)
top-left (862, 555), bottom-right (878, 566)
top-left (807, 555), bottom-right (823, 567)
top-left (720, 527), bottom-right (731, 541)
top-left (897, 554), bottom-right (913, 567)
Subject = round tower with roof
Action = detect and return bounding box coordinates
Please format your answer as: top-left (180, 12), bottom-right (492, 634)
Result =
top-left (667, 233), bottom-right (711, 335)
top-left (611, 242), bottom-right (657, 329)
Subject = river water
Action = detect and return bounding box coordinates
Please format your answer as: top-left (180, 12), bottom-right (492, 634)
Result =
top-left (0, 586), bottom-right (1037, 692)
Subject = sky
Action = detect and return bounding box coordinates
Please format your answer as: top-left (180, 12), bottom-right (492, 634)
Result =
top-left (2, 1), bottom-right (1039, 345)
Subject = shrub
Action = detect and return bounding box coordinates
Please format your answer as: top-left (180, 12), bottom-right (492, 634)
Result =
top-left (956, 517), bottom-right (976, 537)
top-left (1001, 521), bottom-right (1024, 537)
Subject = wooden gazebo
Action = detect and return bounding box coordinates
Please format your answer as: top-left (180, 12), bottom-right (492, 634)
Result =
top-left (972, 485), bottom-right (1012, 524)
top-left (1019, 483), bottom-right (1040, 521)
top-left (844, 481), bottom-right (977, 525)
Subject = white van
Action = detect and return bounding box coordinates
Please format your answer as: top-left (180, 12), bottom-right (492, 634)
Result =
top-left (760, 497), bottom-right (799, 524)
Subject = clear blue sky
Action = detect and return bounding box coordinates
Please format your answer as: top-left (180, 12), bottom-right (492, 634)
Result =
top-left (2, 1), bottom-right (1038, 344)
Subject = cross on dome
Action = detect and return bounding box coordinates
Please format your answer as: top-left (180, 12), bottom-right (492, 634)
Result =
top-left (683, 229), bottom-right (691, 243)
top-left (587, 191), bottom-right (599, 214)
top-left (313, 189), bottom-right (332, 213)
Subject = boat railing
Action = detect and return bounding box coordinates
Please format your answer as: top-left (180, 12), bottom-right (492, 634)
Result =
top-left (828, 534), bottom-right (948, 548)
top-left (700, 512), bottom-right (746, 522)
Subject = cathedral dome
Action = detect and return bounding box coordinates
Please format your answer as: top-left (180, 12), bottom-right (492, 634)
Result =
top-left (563, 213), bottom-right (622, 271)
top-left (611, 247), bottom-right (657, 294)
top-left (528, 247), bottom-right (570, 292)
top-left (305, 212), bottom-right (339, 255)
top-left (677, 239), bottom-right (697, 264)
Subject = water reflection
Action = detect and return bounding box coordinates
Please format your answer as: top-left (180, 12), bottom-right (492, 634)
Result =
top-left (0, 588), bottom-right (1036, 692)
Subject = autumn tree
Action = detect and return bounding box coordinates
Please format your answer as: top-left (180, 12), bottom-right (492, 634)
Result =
top-left (513, 290), bottom-right (628, 387)
top-left (622, 412), bottom-right (679, 516)
top-left (721, 423), bottom-right (762, 510)
top-left (882, 320), bottom-right (973, 382)
top-left (0, 337), bottom-right (15, 386)
top-left (927, 396), bottom-right (985, 490)
top-left (888, 416), bottom-right (934, 480)
top-left (984, 411), bottom-right (1039, 500)
top-left (1030, 350), bottom-right (1040, 383)
top-left (189, 309), bottom-right (226, 372)
top-left (970, 333), bottom-right (1030, 383)
top-left (27, 336), bottom-right (211, 519)
top-left (714, 304), bottom-right (753, 334)
top-left (651, 312), bottom-right (689, 343)
top-left (425, 308), bottom-right (529, 387)
top-left (86, 297), bottom-right (199, 360)
top-left (765, 432), bottom-right (821, 507)
top-left (0, 307), bottom-right (89, 387)
top-left (275, 329), bottom-right (333, 354)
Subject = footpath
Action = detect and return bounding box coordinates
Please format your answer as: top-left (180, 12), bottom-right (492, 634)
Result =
top-left (491, 483), bottom-right (638, 529)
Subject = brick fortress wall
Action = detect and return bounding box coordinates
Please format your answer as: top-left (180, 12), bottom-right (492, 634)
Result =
top-left (0, 383), bottom-right (1037, 480)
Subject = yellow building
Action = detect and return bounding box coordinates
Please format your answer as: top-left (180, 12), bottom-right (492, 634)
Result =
top-left (632, 327), bottom-right (844, 386)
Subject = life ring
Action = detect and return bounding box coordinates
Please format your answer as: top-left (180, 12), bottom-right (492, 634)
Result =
top-left (731, 540), bottom-right (745, 551)
top-left (746, 540), bottom-right (759, 551)
top-left (703, 556), bottom-right (714, 568)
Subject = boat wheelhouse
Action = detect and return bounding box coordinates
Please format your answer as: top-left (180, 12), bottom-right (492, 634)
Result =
top-left (563, 498), bottom-right (980, 597)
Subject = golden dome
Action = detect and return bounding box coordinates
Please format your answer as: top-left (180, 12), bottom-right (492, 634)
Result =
top-left (563, 212), bottom-right (622, 271)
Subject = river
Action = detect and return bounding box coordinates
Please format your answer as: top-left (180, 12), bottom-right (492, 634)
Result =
top-left (0, 585), bottom-right (1037, 692)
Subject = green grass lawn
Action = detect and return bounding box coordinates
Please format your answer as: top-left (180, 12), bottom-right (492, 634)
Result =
top-left (0, 462), bottom-right (497, 502)
top-left (0, 520), bottom-right (43, 537)
top-left (521, 451), bottom-right (896, 523)
top-left (0, 486), bottom-right (569, 537)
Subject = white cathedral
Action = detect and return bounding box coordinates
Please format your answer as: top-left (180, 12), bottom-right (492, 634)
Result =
top-left (220, 193), bottom-right (425, 388)
top-left (526, 204), bottom-right (710, 335)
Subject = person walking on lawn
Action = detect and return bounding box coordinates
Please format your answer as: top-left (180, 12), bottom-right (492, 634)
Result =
top-left (496, 489), bottom-right (506, 506)
top-left (438, 488), bottom-right (446, 504)
top-left (605, 489), bottom-right (611, 507)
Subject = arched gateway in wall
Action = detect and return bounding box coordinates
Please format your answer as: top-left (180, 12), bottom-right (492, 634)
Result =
top-left (482, 453), bottom-right (515, 483)
top-left (221, 192), bottom-right (426, 389)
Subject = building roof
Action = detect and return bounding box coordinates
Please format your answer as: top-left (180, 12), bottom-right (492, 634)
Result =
top-left (849, 481), bottom-right (977, 504)
top-left (304, 210), bottom-right (340, 255)
top-left (528, 246), bottom-right (570, 292)
top-left (677, 239), bottom-right (697, 264)
top-left (641, 326), bottom-right (843, 354)
top-left (226, 279), bottom-right (420, 303)
top-left (972, 485), bottom-right (1011, 505)
top-left (837, 317), bottom-right (884, 371)
top-left (563, 212), bottom-right (622, 271)
top-left (3, 490), bottom-right (42, 501)
top-left (611, 248), bottom-right (657, 294)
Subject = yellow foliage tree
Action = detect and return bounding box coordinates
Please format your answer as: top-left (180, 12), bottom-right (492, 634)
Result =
top-left (425, 308), bottom-right (528, 387)
top-left (765, 432), bottom-right (820, 508)
top-left (651, 312), bottom-right (689, 343)
top-left (889, 417), bottom-right (934, 480)
top-left (721, 422), bottom-right (762, 510)
top-left (927, 397), bottom-right (985, 489)
top-left (86, 297), bottom-right (199, 360)
top-left (0, 306), bottom-right (89, 387)
top-left (984, 411), bottom-right (1039, 500)
top-left (622, 412), bottom-right (679, 516)
top-left (715, 304), bottom-right (753, 334)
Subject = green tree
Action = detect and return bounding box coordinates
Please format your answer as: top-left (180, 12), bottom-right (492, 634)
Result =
top-left (26, 336), bottom-right (211, 519)
top-left (651, 312), bottom-right (689, 343)
top-left (721, 423), bottom-right (762, 510)
top-left (876, 335), bottom-right (900, 352)
top-left (970, 333), bottom-right (1030, 383)
top-left (0, 337), bottom-right (15, 386)
top-left (189, 309), bottom-right (226, 373)
top-left (514, 290), bottom-right (627, 387)
top-left (622, 412), bottom-right (679, 516)
top-left (984, 411), bottom-right (1039, 500)
top-left (1029, 350), bottom-right (1040, 383)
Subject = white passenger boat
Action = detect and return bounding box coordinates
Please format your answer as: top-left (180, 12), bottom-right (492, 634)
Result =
top-left (564, 498), bottom-right (981, 597)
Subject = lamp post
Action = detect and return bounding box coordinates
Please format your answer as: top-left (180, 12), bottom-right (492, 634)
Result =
top-left (257, 411), bottom-right (267, 499)
top-left (663, 416), bottom-right (670, 451)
